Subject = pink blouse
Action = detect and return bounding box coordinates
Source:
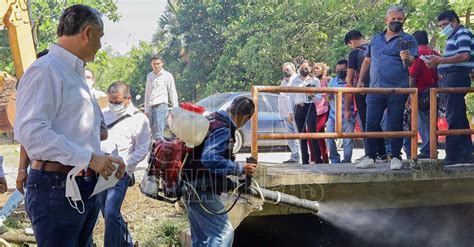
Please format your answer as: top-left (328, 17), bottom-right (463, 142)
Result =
top-left (314, 77), bottom-right (330, 115)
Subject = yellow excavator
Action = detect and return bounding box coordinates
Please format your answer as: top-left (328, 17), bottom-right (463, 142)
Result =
top-left (0, 0), bottom-right (36, 134)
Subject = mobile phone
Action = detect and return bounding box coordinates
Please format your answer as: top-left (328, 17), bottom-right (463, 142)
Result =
top-left (420, 55), bottom-right (431, 63)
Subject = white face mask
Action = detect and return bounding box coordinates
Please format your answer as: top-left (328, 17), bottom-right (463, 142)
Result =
top-left (109, 103), bottom-right (127, 115)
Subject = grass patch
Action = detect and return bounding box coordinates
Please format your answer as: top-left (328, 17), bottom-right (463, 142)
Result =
top-left (1, 144), bottom-right (20, 168)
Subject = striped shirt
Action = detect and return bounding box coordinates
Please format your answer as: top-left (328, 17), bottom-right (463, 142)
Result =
top-left (438, 25), bottom-right (474, 73)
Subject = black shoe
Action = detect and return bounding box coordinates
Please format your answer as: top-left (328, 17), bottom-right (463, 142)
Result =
top-left (283, 159), bottom-right (299, 163)
top-left (376, 154), bottom-right (389, 162)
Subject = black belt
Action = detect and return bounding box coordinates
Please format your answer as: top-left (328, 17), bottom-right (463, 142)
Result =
top-left (295, 102), bottom-right (312, 107)
top-left (151, 103), bottom-right (167, 108)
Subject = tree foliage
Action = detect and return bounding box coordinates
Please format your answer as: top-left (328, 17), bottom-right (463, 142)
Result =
top-left (0, 0), bottom-right (119, 75)
top-left (149, 0), bottom-right (471, 102)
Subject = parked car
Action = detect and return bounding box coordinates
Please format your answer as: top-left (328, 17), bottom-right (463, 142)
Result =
top-left (195, 92), bottom-right (288, 153)
top-left (195, 92), bottom-right (473, 153)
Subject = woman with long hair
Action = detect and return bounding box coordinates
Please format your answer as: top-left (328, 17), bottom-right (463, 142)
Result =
top-left (311, 62), bottom-right (331, 163)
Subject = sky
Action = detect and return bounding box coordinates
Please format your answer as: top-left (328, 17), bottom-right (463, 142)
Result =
top-left (102, 0), bottom-right (167, 54)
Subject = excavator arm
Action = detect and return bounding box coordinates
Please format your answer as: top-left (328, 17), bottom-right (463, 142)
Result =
top-left (0, 0), bottom-right (36, 132)
top-left (0, 0), bottom-right (35, 79)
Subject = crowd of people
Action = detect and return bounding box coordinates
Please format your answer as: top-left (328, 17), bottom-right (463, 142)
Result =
top-left (278, 6), bottom-right (474, 170)
top-left (3, 3), bottom-right (473, 247)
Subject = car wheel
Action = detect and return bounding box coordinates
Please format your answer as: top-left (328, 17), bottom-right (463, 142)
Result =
top-left (233, 130), bottom-right (243, 153)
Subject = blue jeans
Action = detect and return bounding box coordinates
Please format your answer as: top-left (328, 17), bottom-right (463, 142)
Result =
top-left (185, 190), bottom-right (234, 247)
top-left (439, 71), bottom-right (472, 163)
top-left (381, 111), bottom-right (392, 156)
top-left (362, 112), bottom-right (388, 158)
top-left (284, 118), bottom-right (300, 161)
top-left (326, 116), bottom-right (355, 163)
top-left (25, 169), bottom-right (99, 247)
top-left (150, 103), bottom-right (169, 140)
top-left (365, 93), bottom-right (408, 159)
top-left (98, 175), bottom-right (133, 247)
top-left (403, 109), bottom-right (431, 158)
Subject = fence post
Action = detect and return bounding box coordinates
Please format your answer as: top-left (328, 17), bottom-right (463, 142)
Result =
top-left (429, 89), bottom-right (438, 159)
top-left (251, 86), bottom-right (259, 160)
top-left (410, 90), bottom-right (418, 161)
top-left (336, 91), bottom-right (343, 134)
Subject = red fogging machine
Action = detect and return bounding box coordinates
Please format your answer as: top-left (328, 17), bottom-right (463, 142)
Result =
top-left (140, 103), bottom-right (319, 214)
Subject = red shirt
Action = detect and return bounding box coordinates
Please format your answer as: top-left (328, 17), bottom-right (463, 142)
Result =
top-left (409, 45), bottom-right (439, 91)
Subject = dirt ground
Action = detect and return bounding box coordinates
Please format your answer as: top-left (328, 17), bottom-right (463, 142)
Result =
top-left (0, 144), bottom-right (189, 246)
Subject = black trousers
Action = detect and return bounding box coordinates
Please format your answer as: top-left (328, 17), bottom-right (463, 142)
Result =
top-left (295, 103), bottom-right (322, 164)
top-left (439, 71), bottom-right (472, 163)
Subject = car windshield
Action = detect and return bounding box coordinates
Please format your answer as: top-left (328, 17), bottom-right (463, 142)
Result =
top-left (195, 93), bottom-right (233, 111)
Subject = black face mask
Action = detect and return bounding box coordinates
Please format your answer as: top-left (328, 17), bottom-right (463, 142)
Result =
top-left (283, 71), bottom-right (292, 78)
top-left (300, 70), bottom-right (310, 77)
top-left (389, 21), bottom-right (403, 33)
top-left (337, 71), bottom-right (347, 80)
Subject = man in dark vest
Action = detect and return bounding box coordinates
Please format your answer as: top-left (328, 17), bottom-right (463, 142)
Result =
top-left (183, 96), bottom-right (257, 247)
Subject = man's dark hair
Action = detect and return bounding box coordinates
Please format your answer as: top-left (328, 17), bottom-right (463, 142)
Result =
top-left (36, 49), bottom-right (49, 59)
top-left (150, 54), bottom-right (164, 62)
top-left (229, 96), bottom-right (255, 117)
top-left (57, 4), bottom-right (102, 37)
top-left (437, 10), bottom-right (460, 23)
top-left (413, 30), bottom-right (429, 45)
top-left (336, 59), bottom-right (348, 66)
top-left (107, 81), bottom-right (131, 98)
top-left (344, 30), bottom-right (364, 45)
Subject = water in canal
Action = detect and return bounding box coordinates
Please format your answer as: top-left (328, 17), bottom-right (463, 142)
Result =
top-left (234, 203), bottom-right (474, 247)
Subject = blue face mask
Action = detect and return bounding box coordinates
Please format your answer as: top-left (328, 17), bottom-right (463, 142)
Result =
top-left (442, 23), bottom-right (454, 37)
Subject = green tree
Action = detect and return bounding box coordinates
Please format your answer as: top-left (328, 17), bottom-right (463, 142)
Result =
top-left (152, 0), bottom-right (473, 103)
top-left (87, 41), bottom-right (153, 105)
top-left (0, 0), bottom-right (119, 75)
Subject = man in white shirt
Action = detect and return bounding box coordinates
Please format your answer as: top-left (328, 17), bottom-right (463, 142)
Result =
top-left (144, 55), bottom-right (178, 141)
top-left (13, 5), bottom-right (125, 246)
top-left (99, 81), bottom-right (151, 247)
top-left (278, 62), bottom-right (300, 163)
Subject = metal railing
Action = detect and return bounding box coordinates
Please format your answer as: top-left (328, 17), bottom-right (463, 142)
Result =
top-left (429, 87), bottom-right (474, 159)
top-left (251, 86), bottom-right (419, 161)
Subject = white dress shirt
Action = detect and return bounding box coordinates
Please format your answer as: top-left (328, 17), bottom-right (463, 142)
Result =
top-left (278, 73), bottom-right (297, 118)
top-left (14, 44), bottom-right (103, 167)
top-left (101, 103), bottom-right (151, 172)
top-left (288, 75), bottom-right (322, 114)
top-left (144, 69), bottom-right (178, 113)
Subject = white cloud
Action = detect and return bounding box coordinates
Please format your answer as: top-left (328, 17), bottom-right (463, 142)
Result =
top-left (102, 0), bottom-right (167, 54)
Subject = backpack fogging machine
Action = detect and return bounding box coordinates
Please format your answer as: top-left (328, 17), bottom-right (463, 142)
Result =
top-left (139, 103), bottom-right (319, 214)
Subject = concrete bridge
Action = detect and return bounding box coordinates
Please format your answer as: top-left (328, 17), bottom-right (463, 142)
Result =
top-left (180, 159), bottom-right (474, 246)
top-left (227, 159), bottom-right (474, 227)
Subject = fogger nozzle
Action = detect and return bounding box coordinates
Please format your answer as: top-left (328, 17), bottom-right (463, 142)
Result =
top-left (244, 186), bottom-right (319, 214)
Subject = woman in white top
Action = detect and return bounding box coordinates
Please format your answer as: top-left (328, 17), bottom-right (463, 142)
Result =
top-left (289, 60), bottom-right (322, 164)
